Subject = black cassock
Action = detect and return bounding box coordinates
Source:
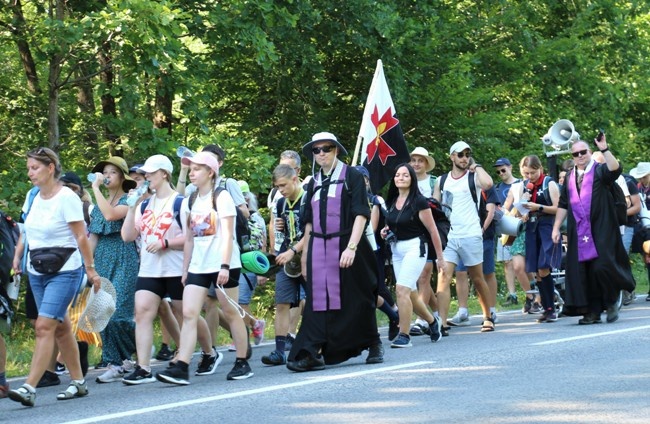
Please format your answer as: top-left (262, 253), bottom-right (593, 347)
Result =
top-left (559, 164), bottom-right (635, 316)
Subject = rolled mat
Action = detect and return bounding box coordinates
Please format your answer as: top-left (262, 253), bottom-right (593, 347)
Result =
top-left (241, 251), bottom-right (271, 275)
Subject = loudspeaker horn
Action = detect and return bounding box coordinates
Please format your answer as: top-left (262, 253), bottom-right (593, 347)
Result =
top-left (549, 119), bottom-right (579, 147)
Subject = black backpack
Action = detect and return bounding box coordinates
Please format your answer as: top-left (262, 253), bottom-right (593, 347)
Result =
top-left (189, 185), bottom-right (253, 252)
top-left (0, 210), bottom-right (20, 285)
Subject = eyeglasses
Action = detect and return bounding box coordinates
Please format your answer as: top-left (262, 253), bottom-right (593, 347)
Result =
top-left (455, 151), bottom-right (471, 159)
top-left (571, 149), bottom-right (589, 158)
top-left (497, 168), bottom-right (508, 174)
top-left (312, 145), bottom-right (336, 155)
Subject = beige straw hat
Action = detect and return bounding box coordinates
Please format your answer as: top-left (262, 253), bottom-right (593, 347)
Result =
top-left (78, 277), bottom-right (116, 333)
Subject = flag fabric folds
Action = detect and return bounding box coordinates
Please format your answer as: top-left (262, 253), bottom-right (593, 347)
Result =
top-left (357, 59), bottom-right (410, 193)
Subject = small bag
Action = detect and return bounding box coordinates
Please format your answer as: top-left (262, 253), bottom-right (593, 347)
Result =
top-left (0, 292), bottom-right (13, 334)
top-left (29, 247), bottom-right (76, 274)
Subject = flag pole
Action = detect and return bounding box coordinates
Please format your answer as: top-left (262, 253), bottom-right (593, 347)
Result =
top-left (351, 135), bottom-right (363, 166)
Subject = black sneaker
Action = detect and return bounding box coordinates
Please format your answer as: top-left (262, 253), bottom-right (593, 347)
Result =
top-left (123, 365), bottom-right (156, 385)
top-left (227, 359), bottom-right (254, 380)
top-left (366, 343), bottom-right (384, 364)
top-left (261, 350), bottom-right (286, 366)
top-left (285, 334), bottom-right (295, 352)
top-left (522, 297), bottom-right (533, 314)
top-left (155, 344), bottom-right (175, 361)
top-left (156, 363), bottom-right (190, 386)
top-left (37, 370), bottom-right (61, 388)
top-left (196, 349), bottom-right (223, 376)
top-left (429, 316), bottom-right (442, 342)
top-left (55, 362), bottom-right (67, 375)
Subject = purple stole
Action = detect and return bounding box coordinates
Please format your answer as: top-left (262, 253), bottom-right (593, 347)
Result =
top-left (310, 165), bottom-right (348, 311)
top-left (568, 165), bottom-right (598, 262)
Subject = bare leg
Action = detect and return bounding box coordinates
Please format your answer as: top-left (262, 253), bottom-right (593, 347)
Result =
top-left (134, 291), bottom-right (161, 369)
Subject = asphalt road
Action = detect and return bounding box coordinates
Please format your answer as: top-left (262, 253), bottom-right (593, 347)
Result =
top-left (3, 298), bottom-right (650, 423)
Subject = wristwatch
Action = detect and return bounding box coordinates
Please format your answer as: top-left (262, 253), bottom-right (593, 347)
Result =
top-left (539, 205), bottom-right (545, 213)
top-left (347, 242), bottom-right (357, 251)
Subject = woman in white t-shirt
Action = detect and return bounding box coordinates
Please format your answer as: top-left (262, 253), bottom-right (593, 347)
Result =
top-left (9, 147), bottom-right (99, 407)
top-left (120, 155), bottom-right (215, 384)
top-left (156, 152), bottom-right (253, 386)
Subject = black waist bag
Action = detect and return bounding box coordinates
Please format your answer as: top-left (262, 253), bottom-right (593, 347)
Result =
top-left (30, 247), bottom-right (77, 274)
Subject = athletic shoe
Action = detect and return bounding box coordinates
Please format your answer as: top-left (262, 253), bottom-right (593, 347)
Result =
top-left (502, 294), bottom-right (518, 306)
top-left (123, 366), bottom-right (156, 385)
top-left (56, 380), bottom-right (89, 400)
top-left (195, 349), bottom-right (223, 376)
top-left (227, 343), bottom-right (237, 352)
top-left (622, 291), bottom-right (635, 306)
top-left (8, 385), bottom-right (36, 407)
top-left (522, 297), bottom-right (533, 314)
top-left (285, 334), bottom-right (295, 352)
top-left (441, 326), bottom-right (450, 337)
top-left (55, 362), bottom-right (68, 375)
top-left (447, 312), bottom-right (470, 327)
top-left (261, 350), bottom-right (286, 366)
top-left (252, 319), bottom-right (266, 345)
top-left (528, 302), bottom-right (543, 314)
top-left (388, 319), bottom-right (399, 341)
top-left (155, 344), bottom-right (175, 361)
top-left (156, 363), bottom-right (190, 386)
top-left (96, 364), bottom-right (125, 383)
top-left (366, 343), bottom-right (384, 364)
top-left (491, 312), bottom-right (499, 324)
top-left (391, 332), bottom-right (412, 348)
top-left (37, 370), bottom-right (61, 388)
top-left (286, 355), bottom-right (325, 372)
top-left (429, 316), bottom-right (442, 342)
top-left (537, 311), bottom-right (557, 323)
top-left (227, 359), bottom-right (254, 380)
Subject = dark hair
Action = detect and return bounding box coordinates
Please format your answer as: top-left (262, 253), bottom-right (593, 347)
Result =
top-left (201, 144), bottom-right (225, 161)
top-left (27, 147), bottom-right (62, 178)
top-left (273, 163), bottom-right (297, 183)
top-left (386, 163), bottom-right (420, 208)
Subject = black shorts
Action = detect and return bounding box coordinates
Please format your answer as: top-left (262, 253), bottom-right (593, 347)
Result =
top-left (187, 268), bottom-right (241, 291)
top-left (25, 280), bottom-right (38, 320)
top-left (136, 276), bottom-right (184, 300)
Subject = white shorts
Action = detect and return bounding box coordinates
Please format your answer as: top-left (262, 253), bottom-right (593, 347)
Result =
top-left (391, 237), bottom-right (427, 291)
top-left (496, 238), bottom-right (512, 262)
top-left (443, 236), bottom-right (483, 268)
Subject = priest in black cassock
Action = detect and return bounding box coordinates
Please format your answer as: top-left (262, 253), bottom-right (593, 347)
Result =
top-left (286, 132), bottom-right (382, 372)
top-left (553, 137), bottom-right (635, 324)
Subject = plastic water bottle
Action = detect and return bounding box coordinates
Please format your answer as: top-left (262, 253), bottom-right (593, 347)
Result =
top-left (6, 273), bottom-right (20, 300)
top-left (87, 173), bottom-right (109, 185)
top-left (126, 181), bottom-right (150, 207)
top-left (176, 146), bottom-right (195, 158)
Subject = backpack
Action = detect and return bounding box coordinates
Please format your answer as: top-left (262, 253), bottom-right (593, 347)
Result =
top-left (423, 197), bottom-right (451, 250)
top-left (247, 213), bottom-right (266, 252)
top-left (439, 171), bottom-right (482, 221)
top-left (189, 185), bottom-right (254, 252)
top-left (0, 210), bottom-right (20, 285)
top-left (140, 195), bottom-right (184, 229)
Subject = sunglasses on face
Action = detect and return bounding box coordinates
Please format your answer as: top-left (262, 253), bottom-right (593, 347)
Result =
top-left (312, 145), bottom-right (336, 155)
top-left (456, 151), bottom-right (471, 159)
top-left (571, 149), bottom-right (589, 158)
top-left (497, 168), bottom-right (508, 174)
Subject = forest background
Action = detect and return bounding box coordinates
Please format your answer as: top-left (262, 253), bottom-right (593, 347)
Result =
top-left (2, 0), bottom-right (650, 216)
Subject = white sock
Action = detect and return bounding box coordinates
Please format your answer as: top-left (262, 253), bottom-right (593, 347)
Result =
top-left (459, 307), bottom-right (468, 317)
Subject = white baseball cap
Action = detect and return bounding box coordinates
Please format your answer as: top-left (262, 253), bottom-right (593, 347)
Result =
top-left (139, 154), bottom-right (174, 174)
top-left (449, 141), bottom-right (471, 155)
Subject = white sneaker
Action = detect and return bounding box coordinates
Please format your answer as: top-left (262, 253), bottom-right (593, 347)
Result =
top-left (447, 312), bottom-right (470, 327)
top-left (414, 317), bottom-right (428, 327)
top-left (96, 364), bottom-right (125, 383)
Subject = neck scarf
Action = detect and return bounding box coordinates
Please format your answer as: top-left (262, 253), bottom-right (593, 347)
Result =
top-left (530, 173), bottom-right (546, 203)
top-left (568, 166), bottom-right (598, 261)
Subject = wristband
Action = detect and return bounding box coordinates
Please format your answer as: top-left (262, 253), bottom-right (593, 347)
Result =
top-left (164, 239), bottom-right (169, 249)
top-left (221, 264), bottom-right (230, 270)
top-left (600, 147), bottom-right (609, 153)
top-left (290, 246), bottom-right (297, 254)
top-left (178, 179), bottom-right (187, 184)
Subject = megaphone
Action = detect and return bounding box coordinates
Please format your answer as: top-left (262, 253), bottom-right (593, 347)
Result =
top-left (546, 119), bottom-right (580, 147)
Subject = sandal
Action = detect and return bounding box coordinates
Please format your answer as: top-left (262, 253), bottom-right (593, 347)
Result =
top-left (480, 318), bottom-right (495, 332)
top-left (57, 380), bottom-right (89, 400)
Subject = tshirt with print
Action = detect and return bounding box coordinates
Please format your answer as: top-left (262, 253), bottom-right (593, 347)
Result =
top-left (136, 193), bottom-right (184, 277)
top-left (23, 187), bottom-right (83, 274)
top-left (182, 188), bottom-right (241, 274)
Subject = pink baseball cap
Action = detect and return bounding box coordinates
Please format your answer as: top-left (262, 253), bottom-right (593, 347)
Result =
top-left (181, 151), bottom-right (220, 174)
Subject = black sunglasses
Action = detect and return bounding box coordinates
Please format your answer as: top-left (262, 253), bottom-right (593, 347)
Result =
top-left (312, 145), bottom-right (336, 155)
top-left (572, 149), bottom-right (589, 158)
top-left (456, 151), bottom-right (471, 159)
top-left (497, 168), bottom-right (508, 174)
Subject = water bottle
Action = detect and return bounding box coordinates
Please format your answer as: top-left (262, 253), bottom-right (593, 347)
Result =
top-left (126, 181), bottom-right (150, 207)
top-left (176, 146), bottom-right (195, 158)
top-left (87, 173), bottom-right (109, 185)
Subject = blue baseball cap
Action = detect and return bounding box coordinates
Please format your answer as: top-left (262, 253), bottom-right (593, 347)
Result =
top-left (494, 158), bottom-right (512, 167)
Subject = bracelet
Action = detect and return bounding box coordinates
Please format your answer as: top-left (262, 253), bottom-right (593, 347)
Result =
top-left (600, 147), bottom-right (609, 153)
top-left (290, 246), bottom-right (297, 254)
top-left (164, 239), bottom-right (169, 249)
top-left (86, 263), bottom-right (95, 269)
top-left (221, 264), bottom-right (230, 270)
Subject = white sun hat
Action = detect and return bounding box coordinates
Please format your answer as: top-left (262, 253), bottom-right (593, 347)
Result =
top-left (78, 277), bottom-right (117, 333)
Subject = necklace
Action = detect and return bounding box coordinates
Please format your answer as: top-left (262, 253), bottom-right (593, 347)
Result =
top-left (108, 191), bottom-right (121, 206)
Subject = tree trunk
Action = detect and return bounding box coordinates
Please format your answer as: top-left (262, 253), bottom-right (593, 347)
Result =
top-left (75, 62), bottom-right (98, 147)
top-left (153, 71), bottom-right (173, 135)
top-left (11, 0), bottom-right (41, 95)
top-left (98, 42), bottom-right (118, 153)
top-left (47, 0), bottom-right (65, 149)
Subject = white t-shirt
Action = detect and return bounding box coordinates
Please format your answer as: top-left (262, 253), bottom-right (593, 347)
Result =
top-left (23, 187), bottom-right (83, 274)
top-left (417, 175), bottom-right (434, 198)
top-left (136, 193), bottom-right (185, 277)
top-left (182, 189), bottom-right (241, 273)
top-left (443, 172), bottom-right (482, 239)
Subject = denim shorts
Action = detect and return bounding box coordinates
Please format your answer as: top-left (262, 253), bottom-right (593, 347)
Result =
top-left (238, 272), bottom-right (257, 305)
top-left (29, 267), bottom-right (83, 322)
